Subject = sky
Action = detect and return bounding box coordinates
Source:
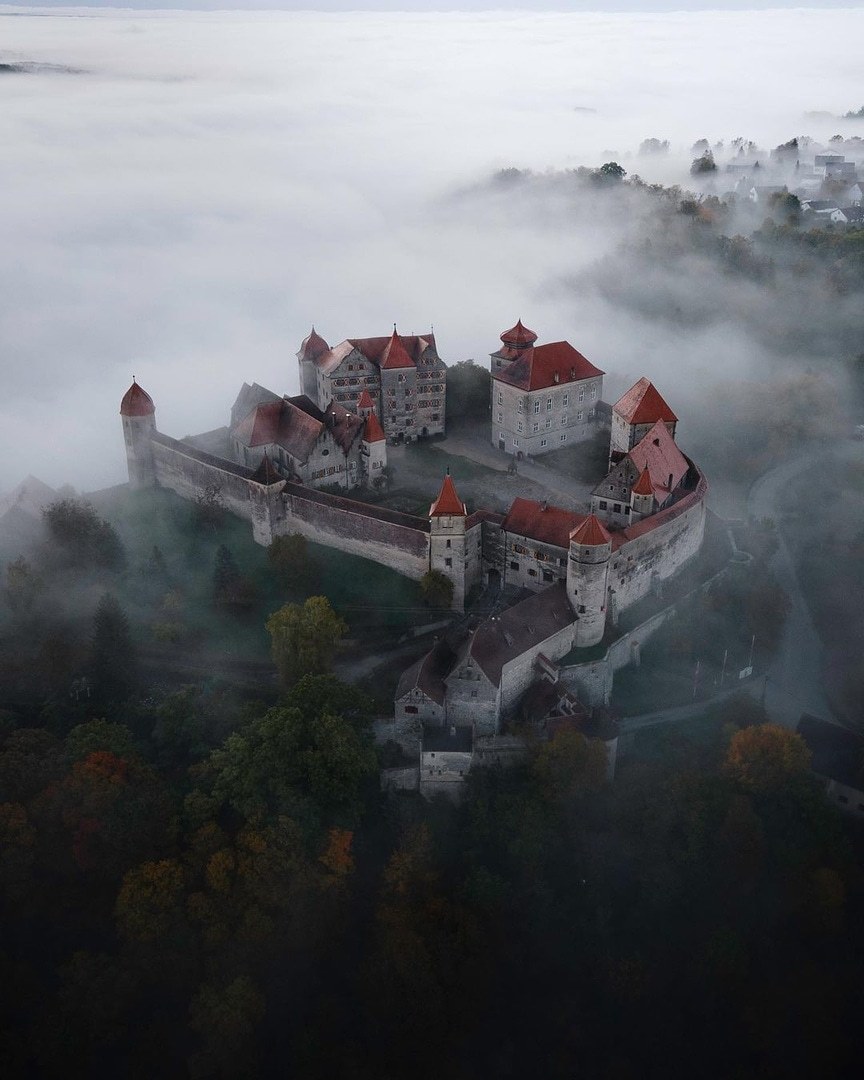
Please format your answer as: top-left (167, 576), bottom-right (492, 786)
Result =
top-left (1, 5), bottom-right (863, 491)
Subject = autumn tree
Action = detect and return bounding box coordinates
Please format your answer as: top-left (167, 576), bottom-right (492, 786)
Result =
top-left (419, 569), bottom-right (454, 610)
top-left (43, 498), bottom-right (126, 570)
top-left (268, 532), bottom-right (315, 592)
top-left (266, 596), bottom-right (347, 686)
top-left (725, 724), bottom-right (811, 794)
top-left (531, 727), bottom-right (608, 803)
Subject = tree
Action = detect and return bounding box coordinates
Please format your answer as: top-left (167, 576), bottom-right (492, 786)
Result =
top-left (212, 544), bottom-right (255, 609)
top-left (690, 150), bottom-right (717, 175)
top-left (89, 593), bottom-right (137, 705)
top-left (531, 728), bottom-right (608, 802)
top-left (598, 161), bottom-right (626, 182)
top-left (444, 360), bottom-right (491, 425)
top-left (725, 724), bottom-right (811, 794)
top-left (268, 533), bottom-right (315, 592)
top-left (419, 569), bottom-right (454, 610)
top-left (266, 597), bottom-right (347, 687)
top-left (43, 499), bottom-right (126, 570)
top-left (638, 138), bottom-right (669, 156)
top-left (4, 556), bottom-right (42, 613)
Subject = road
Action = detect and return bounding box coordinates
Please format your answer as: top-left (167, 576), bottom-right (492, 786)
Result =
top-left (621, 439), bottom-right (864, 734)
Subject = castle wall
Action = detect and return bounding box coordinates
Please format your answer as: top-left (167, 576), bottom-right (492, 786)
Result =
top-left (499, 621), bottom-right (576, 717)
top-left (445, 667), bottom-right (499, 735)
top-left (276, 483), bottom-right (430, 580)
top-left (608, 474), bottom-right (707, 615)
top-left (504, 534), bottom-right (568, 592)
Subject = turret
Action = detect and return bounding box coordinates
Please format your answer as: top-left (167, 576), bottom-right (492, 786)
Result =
top-left (630, 465), bottom-right (655, 521)
top-left (297, 326), bottom-right (329, 400)
top-left (567, 515), bottom-right (612, 647)
top-left (120, 378), bottom-right (157, 488)
top-left (490, 318), bottom-right (538, 373)
top-left (429, 471), bottom-right (468, 611)
top-left (361, 410), bottom-right (387, 485)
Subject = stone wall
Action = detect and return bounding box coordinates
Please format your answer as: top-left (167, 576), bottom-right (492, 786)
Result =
top-left (499, 621), bottom-right (576, 715)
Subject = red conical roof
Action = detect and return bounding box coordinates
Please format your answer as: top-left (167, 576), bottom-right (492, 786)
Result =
top-left (429, 473), bottom-right (466, 517)
top-left (300, 326), bottom-right (329, 360)
top-left (251, 452), bottom-right (283, 486)
top-left (380, 328), bottom-right (414, 370)
top-left (363, 412), bottom-right (386, 444)
top-left (500, 319), bottom-right (538, 347)
top-left (569, 514), bottom-right (611, 546)
top-left (613, 377), bottom-right (677, 425)
top-left (631, 465), bottom-right (654, 496)
top-left (357, 388), bottom-right (375, 410)
top-left (120, 379), bottom-right (155, 417)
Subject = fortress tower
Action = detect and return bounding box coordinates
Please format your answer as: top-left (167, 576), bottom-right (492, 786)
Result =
top-left (567, 514), bottom-right (612, 648)
top-left (120, 379), bottom-right (157, 488)
top-left (429, 471), bottom-right (469, 611)
top-left (490, 318), bottom-right (538, 373)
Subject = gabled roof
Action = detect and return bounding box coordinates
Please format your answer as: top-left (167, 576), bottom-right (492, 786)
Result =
top-left (467, 583), bottom-right (573, 687)
top-left (120, 379), bottom-right (155, 417)
top-left (230, 382), bottom-right (282, 429)
top-left (323, 401), bottom-right (364, 454)
top-left (299, 327), bottom-right (330, 361)
top-left (380, 329), bottom-right (415, 370)
top-left (363, 411), bottom-right (386, 444)
top-left (500, 319), bottom-right (538, 348)
top-left (396, 639), bottom-right (455, 705)
top-left (502, 497), bottom-right (586, 549)
top-left (233, 399), bottom-right (322, 462)
top-left (313, 339), bottom-right (357, 376)
top-left (251, 453), bottom-right (283, 486)
top-left (493, 341), bottom-right (604, 392)
top-left (628, 421), bottom-right (689, 500)
top-left (570, 514), bottom-right (611, 546)
top-left (612, 377), bottom-right (677, 425)
top-left (357, 388), bottom-right (375, 410)
top-left (429, 473), bottom-right (466, 517)
top-left (631, 465), bottom-right (654, 497)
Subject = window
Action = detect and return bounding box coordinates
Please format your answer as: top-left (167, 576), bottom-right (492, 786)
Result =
top-left (510, 560), bottom-right (519, 571)
top-left (624, 506), bottom-right (630, 514)
top-left (578, 604), bottom-right (586, 614)
top-left (578, 389), bottom-right (585, 403)
top-left (528, 568), bottom-right (537, 577)
top-left (512, 437), bottom-right (519, 447)
top-left (561, 414), bottom-right (567, 425)
top-left (517, 400), bottom-right (523, 412)
top-left (446, 539), bottom-right (451, 548)
top-left (560, 433), bottom-right (567, 443)
top-left (513, 543), bottom-right (527, 554)
top-left (498, 431), bottom-right (505, 441)
top-left (543, 570), bottom-right (553, 582)
top-left (517, 421), bottom-right (523, 433)
top-left (398, 373), bottom-right (406, 383)
top-left (599, 500), bottom-right (608, 510)
top-left (545, 417), bottom-right (552, 429)
top-left (404, 705), bottom-right (418, 714)
top-left (577, 411), bottom-right (583, 421)
top-left (471, 690), bottom-right (477, 698)
top-left (614, 503), bottom-right (621, 513)
top-left (540, 438), bottom-right (547, 448)
top-left (445, 558), bottom-right (452, 567)
top-left (546, 397), bottom-right (553, 411)
top-left (533, 400), bottom-right (540, 414)
top-left (591, 386), bottom-right (597, 399)
top-left (498, 391), bottom-right (504, 405)
top-left (563, 393), bottom-right (569, 406)
top-left (497, 411), bottom-right (503, 423)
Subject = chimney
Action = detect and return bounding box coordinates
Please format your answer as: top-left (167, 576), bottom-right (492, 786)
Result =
top-left (541, 500), bottom-right (547, 511)
top-left (668, 473), bottom-right (673, 490)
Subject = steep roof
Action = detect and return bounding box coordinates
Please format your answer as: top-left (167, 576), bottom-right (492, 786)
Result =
top-left (631, 465), bottom-right (654, 497)
top-left (613, 377), bottom-right (678, 425)
top-left (357, 388), bottom-right (375, 410)
top-left (230, 382), bottom-right (282, 429)
top-left (396, 640), bottom-right (455, 705)
top-left (467, 583), bottom-right (573, 687)
top-left (570, 514), bottom-right (611, 546)
top-left (323, 401), bottom-right (364, 454)
top-left (628, 420), bottom-right (689, 500)
top-left (429, 473), bottom-right (466, 517)
top-left (493, 341), bottom-right (604, 392)
top-left (250, 453), bottom-right (283, 486)
top-left (312, 331), bottom-right (437, 374)
top-left (380, 329), bottom-right (415, 370)
top-left (363, 411), bottom-right (386, 444)
top-left (500, 319), bottom-right (538, 347)
top-left (120, 380), bottom-right (155, 417)
top-left (233, 399), bottom-right (322, 462)
top-left (299, 327), bottom-right (330, 361)
top-left (502, 497), bottom-right (586, 549)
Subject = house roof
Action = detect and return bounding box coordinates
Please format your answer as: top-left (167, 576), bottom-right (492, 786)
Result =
top-left (120, 379), bottom-right (155, 417)
top-left (380, 329), bottom-right (415, 370)
top-left (502, 497), bottom-right (586, 549)
top-left (628, 420), bottom-right (689, 500)
top-left (357, 388), bottom-right (375, 410)
top-left (570, 514), bottom-right (611, 546)
top-left (396, 639), bottom-right (455, 705)
top-left (299, 326), bottom-right (330, 361)
top-left (500, 319), bottom-right (538, 348)
top-left (422, 726), bottom-right (473, 753)
top-left (797, 715), bottom-right (864, 790)
top-left (612, 377), bottom-right (677, 425)
top-left (467, 583), bottom-right (573, 688)
top-left (233, 399), bottom-right (323, 462)
top-left (230, 382), bottom-right (282, 429)
top-left (493, 341), bottom-right (604, 392)
top-left (363, 411), bottom-right (386, 444)
top-left (323, 401), bottom-right (364, 454)
top-left (429, 473), bottom-right (466, 517)
top-left (250, 453), bottom-right (283, 486)
top-left (631, 465), bottom-right (654, 497)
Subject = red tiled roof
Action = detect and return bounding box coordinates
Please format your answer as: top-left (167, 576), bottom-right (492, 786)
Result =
top-left (380, 329), bottom-right (415, 370)
top-left (357, 388), bottom-right (375, 410)
top-left (502, 497), bottom-right (586, 549)
top-left (120, 380), bottom-right (155, 417)
top-left (628, 421), bottom-right (688, 501)
top-left (314, 332), bottom-right (437, 373)
top-left (613, 377), bottom-right (677, 425)
top-left (233, 400), bottom-right (323, 461)
top-left (300, 327), bottom-right (330, 361)
top-left (631, 465), bottom-right (654, 496)
top-left (490, 344), bottom-right (524, 362)
top-left (324, 401), bottom-right (364, 454)
top-left (429, 473), bottom-right (466, 517)
top-left (363, 411), bottom-right (386, 444)
top-left (570, 514), bottom-right (611, 546)
top-left (493, 341), bottom-right (604, 392)
top-left (500, 319), bottom-right (538, 347)
top-left (251, 453), bottom-right (283, 486)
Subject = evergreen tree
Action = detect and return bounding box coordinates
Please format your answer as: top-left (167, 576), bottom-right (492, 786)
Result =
top-left (88, 593), bottom-right (137, 706)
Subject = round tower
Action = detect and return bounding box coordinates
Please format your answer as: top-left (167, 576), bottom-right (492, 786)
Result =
top-left (630, 465), bottom-right (655, 522)
top-left (567, 514), bottom-right (612, 648)
top-left (120, 379), bottom-right (157, 488)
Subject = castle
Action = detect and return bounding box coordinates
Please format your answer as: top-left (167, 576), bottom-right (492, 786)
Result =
top-left (120, 322), bottom-right (707, 702)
